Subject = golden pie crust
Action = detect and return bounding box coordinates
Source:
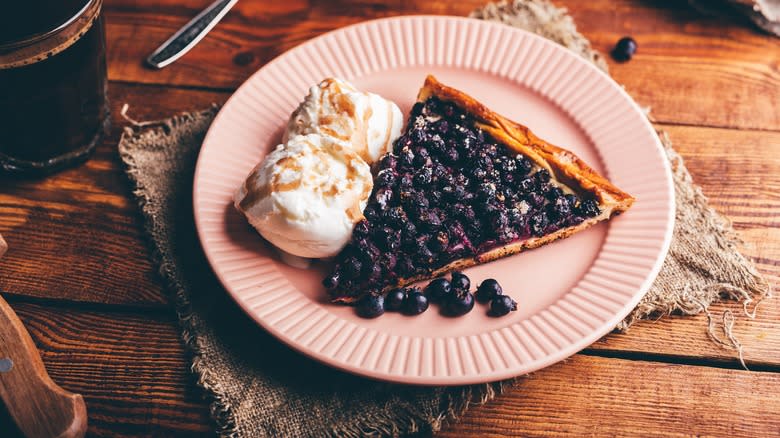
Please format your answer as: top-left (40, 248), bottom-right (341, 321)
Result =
top-left (333, 75), bottom-right (635, 302)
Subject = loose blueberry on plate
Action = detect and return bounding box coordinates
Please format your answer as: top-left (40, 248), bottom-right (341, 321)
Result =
top-left (445, 290), bottom-right (475, 316)
top-left (451, 271), bottom-right (470, 292)
top-left (425, 278), bottom-right (452, 302)
top-left (489, 295), bottom-right (517, 317)
top-left (356, 294), bottom-right (385, 319)
top-left (476, 278), bottom-right (502, 303)
top-left (385, 288), bottom-right (407, 312)
top-left (403, 288), bottom-right (429, 315)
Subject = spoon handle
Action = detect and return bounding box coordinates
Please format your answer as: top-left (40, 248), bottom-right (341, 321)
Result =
top-left (146, 0), bottom-right (239, 69)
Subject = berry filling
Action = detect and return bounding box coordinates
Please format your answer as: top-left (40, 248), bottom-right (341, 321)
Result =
top-left (325, 97), bottom-right (601, 300)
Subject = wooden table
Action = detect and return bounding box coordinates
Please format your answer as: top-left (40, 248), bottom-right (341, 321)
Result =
top-left (1, 1), bottom-right (778, 436)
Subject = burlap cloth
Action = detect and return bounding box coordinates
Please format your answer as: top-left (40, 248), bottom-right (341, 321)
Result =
top-left (118, 1), bottom-right (770, 436)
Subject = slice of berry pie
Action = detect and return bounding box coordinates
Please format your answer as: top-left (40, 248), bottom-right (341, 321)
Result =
top-left (324, 75), bottom-right (635, 303)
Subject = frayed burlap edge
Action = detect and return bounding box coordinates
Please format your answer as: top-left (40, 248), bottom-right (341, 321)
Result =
top-left (616, 132), bottom-right (772, 368)
top-left (327, 382), bottom-right (506, 437)
top-left (470, 0), bottom-right (609, 72)
top-left (118, 107), bottom-right (239, 437)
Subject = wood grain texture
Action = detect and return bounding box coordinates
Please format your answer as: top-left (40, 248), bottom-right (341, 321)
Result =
top-left (3, 300), bottom-right (779, 437)
top-left (3, 301), bottom-right (211, 437)
top-left (0, 83), bottom-right (227, 307)
top-left (100, 0), bottom-right (780, 130)
top-left (0, 296), bottom-right (87, 438)
top-left (439, 353), bottom-right (780, 437)
top-left (589, 125), bottom-right (780, 367)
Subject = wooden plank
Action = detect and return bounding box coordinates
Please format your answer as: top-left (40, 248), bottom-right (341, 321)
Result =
top-left (100, 0), bottom-right (780, 130)
top-left (4, 300), bottom-right (779, 436)
top-left (440, 354), bottom-right (780, 437)
top-left (0, 83), bottom-right (228, 307)
top-left (1, 83), bottom-right (778, 365)
top-left (588, 125), bottom-right (780, 366)
top-left (4, 302), bottom-right (211, 437)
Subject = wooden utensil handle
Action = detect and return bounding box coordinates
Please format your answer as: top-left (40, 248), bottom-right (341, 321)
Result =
top-left (0, 234), bottom-right (87, 438)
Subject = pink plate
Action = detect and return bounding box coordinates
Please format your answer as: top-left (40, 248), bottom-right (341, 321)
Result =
top-left (193, 16), bottom-right (674, 385)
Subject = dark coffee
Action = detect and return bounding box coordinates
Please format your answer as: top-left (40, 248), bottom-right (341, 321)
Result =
top-left (0, 0), bottom-right (109, 175)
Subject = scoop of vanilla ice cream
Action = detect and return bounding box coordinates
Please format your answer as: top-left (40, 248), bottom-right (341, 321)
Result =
top-left (284, 78), bottom-right (403, 164)
top-left (234, 134), bottom-right (373, 259)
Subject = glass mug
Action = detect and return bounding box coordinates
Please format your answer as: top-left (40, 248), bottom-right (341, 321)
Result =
top-left (0, 0), bottom-right (109, 176)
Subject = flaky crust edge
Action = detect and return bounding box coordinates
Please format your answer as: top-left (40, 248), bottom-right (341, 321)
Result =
top-left (332, 75), bottom-right (635, 303)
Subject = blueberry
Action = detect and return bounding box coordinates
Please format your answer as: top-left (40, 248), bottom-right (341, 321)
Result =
top-left (489, 295), bottom-right (517, 317)
top-left (483, 144), bottom-right (499, 158)
top-left (414, 147), bottom-right (431, 166)
top-left (429, 230), bottom-right (450, 252)
top-left (322, 272), bottom-right (339, 290)
top-left (451, 271), bottom-right (471, 292)
top-left (518, 178), bottom-right (535, 193)
top-left (385, 288), bottom-right (407, 311)
top-left (375, 187), bottom-right (394, 211)
top-left (419, 210), bottom-right (442, 230)
top-left (403, 289), bottom-right (429, 315)
top-left (435, 120), bottom-right (450, 134)
top-left (476, 278), bottom-right (503, 303)
top-left (534, 169), bottom-right (551, 185)
top-left (353, 220), bottom-right (370, 238)
top-left (414, 167), bottom-right (433, 185)
top-left (545, 186), bottom-right (564, 201)
top-left (577, 198), bottom-right (600, 218)
top-left (383, 253), bottom-right (398, 271)
top-left (402, 221), bottom-right (417, 238)
top-left (527, 193), bottom-right (546, 208)
top-left (379, 154), bottom-right (398, 170)
top-left (477, 182), bottom-right (497, 201)
top-left (530, 212), bottom-right (549, 237)
top-left (344, 257), bottom-right (362, 279)
top-left (425, 278), bottom-right (452, 302)
top-left (356, 294), bottom-right (385, 318)
top-left (416, 242), bottom-right (435, 263)
top-left (612, 36), bottom-right (637, 62)
top-left (489, 209), bottom-right (509, 231)
top-left (363, 205), bottom-right (379, 221)
top-left (411, 128), bottom-right (426, 144)
top-left (432, 163), bottom-right (450, 181)
top-left (471, 167), bottom-right (487, 180)
top-left (498, 157), bottom-right (517, 173)
top-left (515, 156), bottom-right (533, 175)
top-left (367, 263), bottom-right (383, 280)
top-left (454, 173), bottom-right (470, 187)
top-left (399, 147), bottom-right (415, 167)
top-left (410, 102), bottom-right (425, 117)
top-left (443, 103), bottom-right (456, 117)
top-left (376, 227), bottom-right (400, 251)
top-left (385, 206), bottom-right (407, 226)
top-left (424, 97), bottom-right (439, 112)
top-left (444, 147), bottom-right (459, 164)
top-left (398, 174), bottom-right (413, 190)
top-left (549, 196), bottom-right (572, 220)
top-left (376, 169), bottom-right (397, 187)
top-left (445, 291), bottom-right (475, 316)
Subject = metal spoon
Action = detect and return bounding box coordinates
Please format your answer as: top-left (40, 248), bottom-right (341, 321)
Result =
top-left (146, 0), bottom-right (238, 69)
